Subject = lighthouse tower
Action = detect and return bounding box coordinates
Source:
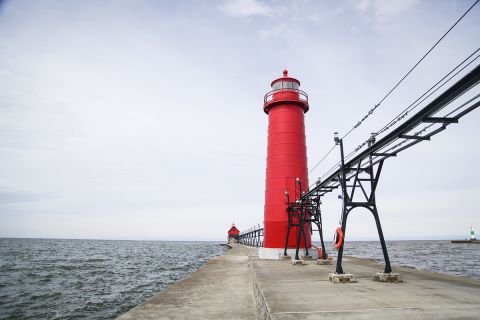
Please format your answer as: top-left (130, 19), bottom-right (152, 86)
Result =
top-left (259, 70), bottom-right (312, 259)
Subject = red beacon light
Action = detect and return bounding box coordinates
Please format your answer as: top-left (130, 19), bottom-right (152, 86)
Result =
top-left (263, 69), bottom-right (309, 114)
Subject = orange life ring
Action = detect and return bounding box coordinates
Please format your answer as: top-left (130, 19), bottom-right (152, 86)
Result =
top-left (334, 227), bottom-right (344, 249)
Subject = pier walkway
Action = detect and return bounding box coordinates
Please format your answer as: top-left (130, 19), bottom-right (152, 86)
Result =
top-left (119, 244), bottom-right (480, 319)
top-left (118, 245), bottom-right (257, 320)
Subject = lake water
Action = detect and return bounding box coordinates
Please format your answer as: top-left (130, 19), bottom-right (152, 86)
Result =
top-left (323, 240), bottom-right (480, 280)
top-left (1, 238), bottom-right (479, 319)
top-left (0, 239), bottom-right (227, 320)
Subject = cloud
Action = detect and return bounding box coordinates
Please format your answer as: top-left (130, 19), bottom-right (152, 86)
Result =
top-left (1, 0), bottom-right (478, 241)
top-left (352, 0), bottom-right (420, 22)
top-left (258, 23), bottom-right (287, 39)
top-left (0, 189), bottom-right (39, 203)
top-left (218, 0), bottom-right (272, 18)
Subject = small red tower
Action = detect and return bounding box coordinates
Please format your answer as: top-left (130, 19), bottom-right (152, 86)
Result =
top-left (260, 70), bottom-right (312, 259)
top-left (227, 223), bottom-right (240, 243)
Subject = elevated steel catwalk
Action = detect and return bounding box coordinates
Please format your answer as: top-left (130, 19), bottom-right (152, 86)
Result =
top-left (285, 63), bottom-right (480, 273)
top-left (305, 63), bottom-right (480, 200)
top-left (238, 226), bottom-right (263, 247)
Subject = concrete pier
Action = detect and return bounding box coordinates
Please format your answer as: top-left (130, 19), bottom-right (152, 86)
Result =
top-left (118, 245), bottom-right (257, 320)
top-left (119, 244), bottom-right (480, 319)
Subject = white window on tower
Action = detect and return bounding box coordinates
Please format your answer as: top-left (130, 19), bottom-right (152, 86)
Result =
top-left (272, 81), bottom-right (299, 90)
top-left (282, 81), bottom-right (299, 90)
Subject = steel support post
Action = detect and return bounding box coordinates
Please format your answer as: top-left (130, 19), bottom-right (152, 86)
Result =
top-left (316, 201), bottom-right (327, 259)
top-left (367, 137), bottom-right (392, 273)
top-left (335, 138), bottom-right (348, 274)
top-left (284, 208), bottom-right (293, 256)
top-left (334, 136), bottom-right (392, 274)
top-left (372, 206), bottom-right (392, 273)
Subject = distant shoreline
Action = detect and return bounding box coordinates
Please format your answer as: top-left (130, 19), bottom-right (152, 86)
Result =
top-left (0, 237), bottom-right (470, 242)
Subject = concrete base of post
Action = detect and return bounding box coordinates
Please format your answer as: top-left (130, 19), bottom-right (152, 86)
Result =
top-left (302, 255), bottom-right (313, 261)
top-left (259, 247), bottom-right (316, 260)
top-left (316, 259), bottom-right (333, 265)
top-left (329, 273), bottom-right (357, 283)
top-left (292, 259), bottom-right (306, 265)
top-left (373, 272), bottom-right (403, 283)
top-left (280, 255), bottom-right (292, 261)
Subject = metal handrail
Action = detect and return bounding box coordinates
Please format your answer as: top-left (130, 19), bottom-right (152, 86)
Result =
top-left (238, 225), bottom-right (264, 247)
top-left (264, 88), bottom-right (308, 105)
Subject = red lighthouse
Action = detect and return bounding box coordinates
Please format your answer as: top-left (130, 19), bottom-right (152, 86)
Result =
top-left (227, 223), bottom-right (240, 243)
top-left (259, 70), bottom-right (312, 259)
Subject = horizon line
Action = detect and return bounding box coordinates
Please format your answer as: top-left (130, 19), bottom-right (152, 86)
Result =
top-left (0, 235), bottom-right (472, 242)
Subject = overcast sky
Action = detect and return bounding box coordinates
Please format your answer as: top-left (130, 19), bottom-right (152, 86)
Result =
top-left (0, 0), bottom-right (479, 241)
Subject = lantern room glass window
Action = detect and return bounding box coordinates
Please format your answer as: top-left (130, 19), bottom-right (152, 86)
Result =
top-left (272, 81), bottom-right (299, 90)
